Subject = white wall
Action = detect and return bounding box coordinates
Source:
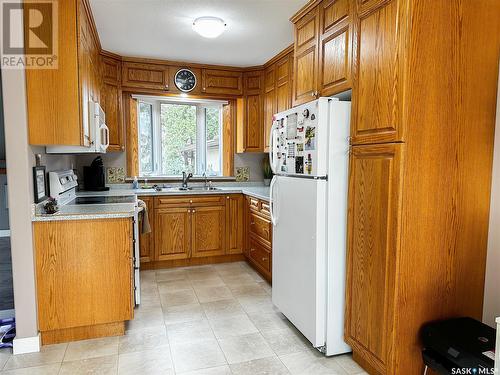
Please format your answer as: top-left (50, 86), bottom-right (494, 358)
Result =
top-left (1, 66), bottom-right (39, 347)
top-left (483, 69), bottom-right (500, 328)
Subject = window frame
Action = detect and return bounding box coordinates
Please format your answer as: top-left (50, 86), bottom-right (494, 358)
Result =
top-left (137, 97), bottom-right (225, 177)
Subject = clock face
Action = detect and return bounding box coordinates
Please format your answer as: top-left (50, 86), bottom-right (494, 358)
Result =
top-left (175, 69), bottom-right (197, 92)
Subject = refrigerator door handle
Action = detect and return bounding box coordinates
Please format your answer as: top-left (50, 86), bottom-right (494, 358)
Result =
top-left (269, 121), bottom-right (279, 174)
top-left (269, 175), bottom-right (277, 226)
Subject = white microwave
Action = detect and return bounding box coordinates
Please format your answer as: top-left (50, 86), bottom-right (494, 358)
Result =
top-left (46, 101), bottom-right (110, 154)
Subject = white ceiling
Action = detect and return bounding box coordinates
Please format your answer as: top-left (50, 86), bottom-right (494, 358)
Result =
top-left (89, 0), bottom-right (308, 67)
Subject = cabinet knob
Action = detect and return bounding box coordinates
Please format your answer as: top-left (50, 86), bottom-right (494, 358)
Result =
top-left (188, 209), bottom-right (191, 213)
top-left (226, 196), bottom-right (230, 200)
top-left (262, 257), bottom-right (268, 262)
top-left (192, 210), bottom-right (196, 213)
top-left (165, 84), bottom-right (169, 90)
top-left (121, 145), bottom-right (125, 151)
top-left (190, 200), bottom-right (193, 203)
top-left (250, 248), bottom-right (255, 252)
top-left (311, 92), bottom-right (315, 97)
top-left (250, 221), bottom-right (255, 226)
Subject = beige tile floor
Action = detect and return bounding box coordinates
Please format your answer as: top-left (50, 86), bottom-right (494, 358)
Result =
top-left (0, 262), bottom-right (368, 374)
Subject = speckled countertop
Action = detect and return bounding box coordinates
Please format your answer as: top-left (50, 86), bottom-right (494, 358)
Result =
top-left (32, 203), bottom-right (137, 222)
top-left (32, 184), bottom-right (270, 222)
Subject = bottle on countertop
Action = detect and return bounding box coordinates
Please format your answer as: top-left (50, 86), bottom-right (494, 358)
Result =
top-left (132, 176), bottom-right (139, 189)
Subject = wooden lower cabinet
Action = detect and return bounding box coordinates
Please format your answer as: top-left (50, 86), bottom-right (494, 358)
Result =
top-left (244, 196), bottom-right (273, 282)
top-left (34, 218), bottom-right (134, 344)
top-left (191, 206), bottom-right (226, 258)
top-left (142, 194), bottom-right (245, 267)
top-left (139, 197), bottom-right (154, 263)
top-left (345, 143), bottom-right (403, 374)
top-left (155, 207), bottom-right (191, 261)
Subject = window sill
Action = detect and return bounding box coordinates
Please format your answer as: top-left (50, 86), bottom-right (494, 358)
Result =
top-left (125, 176), bottom-right (237, 183)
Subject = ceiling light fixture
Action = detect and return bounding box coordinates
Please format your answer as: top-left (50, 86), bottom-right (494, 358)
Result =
top-left (192, 16), bottom-right (226, 39)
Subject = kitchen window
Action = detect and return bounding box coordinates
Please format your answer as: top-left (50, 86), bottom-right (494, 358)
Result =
top-left (137, 97), bottom-right (225, 177)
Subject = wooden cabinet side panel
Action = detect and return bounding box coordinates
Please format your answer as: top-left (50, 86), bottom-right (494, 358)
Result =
top-left (345, 143), bottom-right (403, 374)
top-left (35, 219), bottom-right (133, 331)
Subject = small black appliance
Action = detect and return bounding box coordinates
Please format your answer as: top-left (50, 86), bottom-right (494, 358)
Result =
top-left (83, 156), bottom-right (109, 191)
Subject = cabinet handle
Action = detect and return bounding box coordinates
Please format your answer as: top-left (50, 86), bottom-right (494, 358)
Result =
top-left (311, 92), bottom-right (315, 97)
top-left (262, 257), bottom-right (268, 261)
top-left (250, 248), bottom-right (255, 252)
top-left (250, 221), bottom-right (255, 226)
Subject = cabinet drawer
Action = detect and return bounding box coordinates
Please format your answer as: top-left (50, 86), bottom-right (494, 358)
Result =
top-left (155, 195), bottom-right (225, 208)
top-left (249, 237), bottom-right (271, 272)
top-left (260, 202), bottom-right (271, 217)
top-left (249, 212), bottom-right (272, 244)
top-left (248, 198), bottom-right (261, 212)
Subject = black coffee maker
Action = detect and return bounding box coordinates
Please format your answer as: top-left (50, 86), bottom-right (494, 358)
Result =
top-left (83, 156), bottom-right (109, 191)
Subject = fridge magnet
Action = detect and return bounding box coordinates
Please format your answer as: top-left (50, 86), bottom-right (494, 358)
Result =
top-left (305, 126), bottom-right (316, 150)
top-left (287, 114), bottom-right (298, 139)
top-left (287, 143), bottom-right (296, 158)
top-left (297, 126), bottom-right (304, 133)
top-left (235, 167), bottom-right (250, 182)
top-left (295, 156), bottom-right (304, 174)
top-left (296, 143), bottom-right (304, 152)
top-left (306, 154), bottom-right (313, 174)
top-left (33, 166), bottom-right (48, 203)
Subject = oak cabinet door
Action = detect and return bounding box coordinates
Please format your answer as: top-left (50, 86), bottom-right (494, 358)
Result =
top-left (101, 82), bottom-right (124, 152)
top-left (293, 6), bottom-right (320, 106)
top-left (202, 69), bottom-right (243, 95)
top-left (244, 94), bottom-right (263, 152)
top-left (318, 0), bottom-right (353, 97)
top-left (351, 0), bottom-right (404, 144)
top-left (139, 197), bottom-right (154, 263)
top-left (191, 206), bottom-right (226, 258)
top-left (155, 208), bottom-right (191, 261)
top-left (275, 54), bottom-right (293, 113)
top-left (122, 62), bottom-right (170, 91)
top-left (225, 195), bottom-right (244, 255)
top-left (345, 143), bottom-right (403, 374)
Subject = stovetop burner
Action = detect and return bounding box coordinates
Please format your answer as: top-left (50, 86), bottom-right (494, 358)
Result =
top-left (70, 196), bottom-right (136, 205)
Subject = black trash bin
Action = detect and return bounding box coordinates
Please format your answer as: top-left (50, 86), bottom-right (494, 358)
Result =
top-left (421, 317), bottom-right (496, 375)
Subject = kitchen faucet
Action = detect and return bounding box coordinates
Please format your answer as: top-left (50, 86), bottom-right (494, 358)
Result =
top-left (182, 171), bottom-right (193, 189)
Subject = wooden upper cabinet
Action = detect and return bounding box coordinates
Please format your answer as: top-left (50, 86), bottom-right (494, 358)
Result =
top-left (191, 206), bottom-right (226, 258)
top-left (263, 52), bottom-right (293, 152)
top-left (293, 6), bottom-right (320, 106)
top-left (345, 143), bottom-right (403, 374)
top-left (351, 0), bottom-right (404, 144)
top-left (202, 69), bottom-right (243, 95)
top-left (244, 94), bottom-right (263, 152)
top-left (245, 71), bottom-right (263, 95)
top-left (155, 208), bottom-right (191, 261)
top-left (318, 0), bottom-right (353, 96)
top-left (102, 56), bottom-right (121, 84)
top-left (122, 62), bottom-right (170, 91)
top-left (26, 0), bottom-right (100, 146)
top-left (226, 195), bottom-right (244, 255)
top-left (100, 54), bottom-right (124, 152)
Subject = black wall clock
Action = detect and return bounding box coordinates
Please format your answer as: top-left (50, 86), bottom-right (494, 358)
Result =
top-left (174, 69), bottom-right (197, 92)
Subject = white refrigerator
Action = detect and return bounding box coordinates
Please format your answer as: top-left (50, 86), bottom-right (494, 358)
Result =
top-left (269, 97), bottom-right (351, 356)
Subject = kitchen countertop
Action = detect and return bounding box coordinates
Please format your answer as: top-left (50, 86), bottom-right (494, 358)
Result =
top-left (32, 184), bottom-right (270, 222)
top-left (133, 186), bottom-right (270, 201)
top-left (32, 203), bottom-right (137, 222)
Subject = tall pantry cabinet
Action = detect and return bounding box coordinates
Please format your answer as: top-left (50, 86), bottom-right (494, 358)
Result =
top-left (341, 0), bottom-right (500, 374)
